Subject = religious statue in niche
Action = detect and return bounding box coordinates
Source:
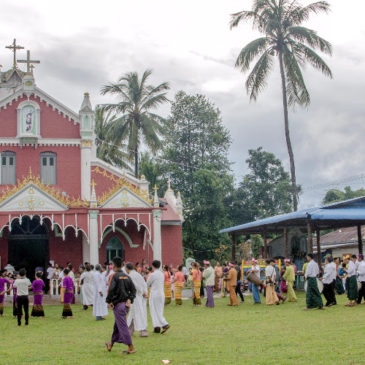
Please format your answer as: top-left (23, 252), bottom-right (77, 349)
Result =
top-left (22, 105), bottom-right (36, 134)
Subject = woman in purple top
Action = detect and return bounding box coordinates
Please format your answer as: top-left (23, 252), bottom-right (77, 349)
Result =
top-left (31, 272), bottom-right (45, 317)
top-left (62, 268), bottom-right (74, 318)
top-left (0, 270), bottom-right (10, 316)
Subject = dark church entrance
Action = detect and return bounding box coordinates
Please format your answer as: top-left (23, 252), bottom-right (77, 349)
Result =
top-left (8, 216), bottom-right (49, 280)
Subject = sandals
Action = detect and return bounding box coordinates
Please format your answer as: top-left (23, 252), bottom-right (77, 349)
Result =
top-left (122, 350), bottom-right (136, 354)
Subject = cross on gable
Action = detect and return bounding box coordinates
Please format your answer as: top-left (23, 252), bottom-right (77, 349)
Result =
top-left (5, 39), bottom-right (24, 69)
top-left (17, 50), bottom-right (40, 73)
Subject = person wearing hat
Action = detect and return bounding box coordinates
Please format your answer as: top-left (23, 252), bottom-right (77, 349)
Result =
top-left (304, 254), bottom-right (324, 310)
top-left (357, 254), bottom-right (365, 304)
top-left (282, 259), bottom-right (297, 303)
top-left (321, 256), bottom-right (337, 307)
top-left (225, 263), bottom-right (238, 306)
top-left (203, 261), bottom-right (215, 308)
top-left (251, 259), bottom-right (261, 304)
top-left (344, 255), bottom-right (358, 307)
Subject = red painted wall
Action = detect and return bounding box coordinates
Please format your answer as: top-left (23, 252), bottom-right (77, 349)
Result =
top-left (49, 228), bottom-right (83, 268)
top-left (0, 145), bottom-right (81, 197)
top-left (161, 225), bottom-right (183, 267)
top-left (0, 230), bottom-right (8, 268)
top-left (0, 95), bottom-right (80, 138)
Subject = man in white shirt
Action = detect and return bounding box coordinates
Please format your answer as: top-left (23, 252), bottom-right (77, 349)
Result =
top-left (304, 254), bottom-right (324, 310)
top-left (357, 254), bottom-right (365, 304)
top-left (13, 268), bottom-right (32, 326)
top-left (321, 256), bottom-right (337, 307)
top-left (125, 262), bottom-right (148, 337)
top-left (265, 259), bottom-right (279, 305)
top-left (147, 260), bottom-right (170, 334)
top-left (46, 263), bottom-right (54, 294)
top-left (345, 255), bottom-right (358, 307)
top-left (93, 264), bottom-right (108, 320)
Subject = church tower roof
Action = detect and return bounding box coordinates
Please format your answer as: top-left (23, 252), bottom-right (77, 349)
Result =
top-left (80, 92), bottom-right (93, 113)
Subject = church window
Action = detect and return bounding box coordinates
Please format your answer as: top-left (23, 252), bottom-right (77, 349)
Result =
top-left (1, 151), bottom-right (16, 185)
top-left (40, 152), bottom-right (57, 185)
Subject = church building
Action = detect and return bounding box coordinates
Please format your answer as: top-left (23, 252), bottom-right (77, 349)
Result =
top-left (0, 40), bottom-right (183, 275)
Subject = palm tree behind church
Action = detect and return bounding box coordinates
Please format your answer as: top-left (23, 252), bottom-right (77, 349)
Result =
top-left (101, 70), bottom-right (169, 178)
top-left (230, 0), bottom-right (333, 211)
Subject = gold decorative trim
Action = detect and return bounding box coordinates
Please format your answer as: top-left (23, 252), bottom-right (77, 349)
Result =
top-left (81, 140), bottom-right (92, 147)
top-left (91, 166), bottom-right (152, 205)
top-left (0, 168), bottom-right (88, 208)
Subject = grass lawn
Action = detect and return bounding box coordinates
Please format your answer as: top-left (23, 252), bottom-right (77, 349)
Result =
top-left (0, 293), bottom-right (364, 365)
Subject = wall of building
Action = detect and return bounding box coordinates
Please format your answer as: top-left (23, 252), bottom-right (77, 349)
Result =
top-left (0, 229), bottom-right (8, 268)
top-left (99, 221), bottom-right (149, 265)
top-left (49, 228), bottom-right (83, 268)
top-left (0, 145), bottom-right (81, 197)
top-left (0, 95), bottom-right (80, 138)
top-left (161, 225), bottom-right (183, 267)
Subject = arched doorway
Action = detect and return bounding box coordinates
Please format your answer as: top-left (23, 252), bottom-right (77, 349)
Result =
top-left (8, 216), bottom-right (49, 280)
top-left (106, 236), bottom-right (124, 263)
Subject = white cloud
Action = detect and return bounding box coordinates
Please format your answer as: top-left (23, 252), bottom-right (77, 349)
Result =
top-left (0, 0), bottom-right (364, 210)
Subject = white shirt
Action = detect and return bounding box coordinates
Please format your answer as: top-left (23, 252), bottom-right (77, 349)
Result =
top-left (147, 270), bottom-right (164, 296)
top-left (357, 261), bottom-right (365, 282)
top-left (265, 265), bottom-right (276, 282)
top-left (305, 260), bottom-right (319, 278)
top-left (252, 265), bottom-right (261, 279)
top-left (47, 267), bottom-right (54, 280)
top-left (347, 260), bottom-right (356, 277)
top-left (322, 262), bottom-right (337, 284)
top-left (13, 278), bottom-right (31, 296)
top-left (203, 266), bottom-right (215, 286)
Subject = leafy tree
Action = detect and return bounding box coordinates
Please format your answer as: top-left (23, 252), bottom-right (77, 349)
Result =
top-left (94, 107), bottom-right (131, 170)
top-left (229, 147), bottom-right (293, 225)
top-left (230, 0), bottom-right (333, 211)
top-left (163, 91), bottom-right (234, 260)
top-left (323, 186), bottom-right (365, 204)
top-left (100, 70), bottom-right (169, 177)
top-left (139, 152), bottom-right (167, 195)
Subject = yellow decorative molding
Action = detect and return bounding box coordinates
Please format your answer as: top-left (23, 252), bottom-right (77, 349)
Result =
top-left (0, 168), bottom-right (89, 208)
top-left (91, 166), bottom-right (152, 206)
top-left (81, 140), bottom-right (92, 147)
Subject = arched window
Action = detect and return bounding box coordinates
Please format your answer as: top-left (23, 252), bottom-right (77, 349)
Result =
top-left (106, 236), bottom-right (124, 263)
top-left (1, 151), bottom-right (16, 185)
top-left (40, 152), bottom-right (57, 185)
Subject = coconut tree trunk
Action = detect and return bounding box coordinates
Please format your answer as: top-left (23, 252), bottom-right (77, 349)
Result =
top-left (278, 52), bottom-right (298, 211)
top-left (134, 147), bottom-right (139, 178)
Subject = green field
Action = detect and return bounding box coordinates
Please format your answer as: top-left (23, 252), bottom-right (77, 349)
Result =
top-left (0, 293), bottom-right (364, 365)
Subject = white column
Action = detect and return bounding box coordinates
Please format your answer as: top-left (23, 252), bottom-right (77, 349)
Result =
top-left (81, 141), bottom-right (92, 201)
top-left (153, 210), bottom-right (162, 262)
top-left (89, 210), bottom-right (99, 265)
top-left (82, 233), bottom-right (90, 264)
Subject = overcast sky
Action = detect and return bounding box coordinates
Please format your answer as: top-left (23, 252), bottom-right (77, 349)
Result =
top-left (1, 0), bottom-right (365, 209)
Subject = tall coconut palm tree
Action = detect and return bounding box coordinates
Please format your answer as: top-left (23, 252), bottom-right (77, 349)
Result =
top-left (100, 70), bottom-right (169, 178)
top-left (94, 107), bottom-right (131, 170)
top-left (230, 0), bottom-right (332, 211)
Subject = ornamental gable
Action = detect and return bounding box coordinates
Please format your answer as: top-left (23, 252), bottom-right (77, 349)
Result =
top-left (0, 183), bottom-right (68, 212)
top-left (101, 187), bottom-right (151, 209)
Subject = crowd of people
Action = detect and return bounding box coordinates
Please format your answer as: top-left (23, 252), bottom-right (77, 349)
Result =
top-left (0, 251), bottom-right (364, 355)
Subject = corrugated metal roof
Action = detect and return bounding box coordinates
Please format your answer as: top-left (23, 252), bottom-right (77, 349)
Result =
top-left (220, 196), bottom-right (365, 234)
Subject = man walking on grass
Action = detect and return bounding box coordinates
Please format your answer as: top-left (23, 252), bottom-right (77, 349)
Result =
top-left (105, 257), bottom-right (136, 355)
top-left (304, 254), bottom-right (324, 310)
top-left (147, 260), bottom-right (170, 334)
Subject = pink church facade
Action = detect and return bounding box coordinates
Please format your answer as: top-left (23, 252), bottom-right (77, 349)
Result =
top-left (0, 48), bottom-right (183, 274)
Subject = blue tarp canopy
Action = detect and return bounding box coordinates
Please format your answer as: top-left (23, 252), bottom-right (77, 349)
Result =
top-left (220, 196), bottom-right (365, 235)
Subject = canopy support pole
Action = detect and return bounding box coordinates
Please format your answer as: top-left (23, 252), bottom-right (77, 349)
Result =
top-left (307, 223), bottom-right (313, 253)
top-left (284, 227), bottom-right (289, 258)
top-left (316, 229), bottom-right (321, 264)
top-left (231, 233), bottom-right (236, 263)
top-left (358, 225), bottom-right (363, 255)
top-left (263, 231), bottom-right (268, 259)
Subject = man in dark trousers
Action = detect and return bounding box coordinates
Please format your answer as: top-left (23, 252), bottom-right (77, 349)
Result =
top-left (235, 263), bottom-right (244, 303)
top-left (105, 257), bottom-right (137, 355)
